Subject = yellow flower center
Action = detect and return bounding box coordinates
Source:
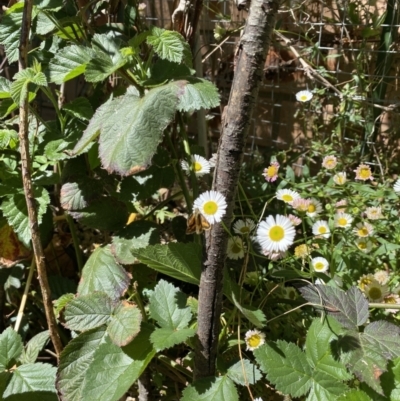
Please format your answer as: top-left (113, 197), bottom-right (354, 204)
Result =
top-left (247, 334), bottom-right (261, 348)
top-left (357, 241), bottom-right (367, 250)
top-left (282, 194), bottom-right (293, 202)
top-left (269, 225), bottom-right (285, 241)
top-left (359, 167), bottom-right (371, 179)
top-left (300, 94), bottom-right (309, 101)
top-left (358, 227), bottom-right (369, 236)
top-left (338, 218), bottom-right (347, 226)
top-left (231, 242), bottom-right (241, 254)
top-left (385, 296), bottom-right (396, 305)
top-left (318, 226), bottom-right (327, 234)
top-left (308, 204), bottom-right (316, 213)
top-left (194, 162), bottom-right (202, 172)
top-left (240, 227), bottom-right (250, 234)
top-left (335, 175), bottom-right (345, 184)
top-left (368, 287), bottom-right (382, 300)
top-left (314, 262), bottom-right (325, 270)
top-left (266, 165), bottom-right (278, 177)
top-left (203, 200), bottom-right (218, 215)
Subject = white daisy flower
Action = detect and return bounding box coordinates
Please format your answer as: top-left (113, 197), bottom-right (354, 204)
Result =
top-left (383, 294), bottom-right (400, 314)
top-left (394, 178), bottom-right (400, 194)
top-left (295, 90), bottom-right (313, 102)
top-left (322, 155), bottom-right (338, 170)
top-left (193, 190), bottom-right (227, 224)
top-left (245, 329), bottom-right (265, 351)
top-left (355, 238), bottom-right (373, 253)
top-left (333, 172), bottom-right (347, 185)
top-left (353, 222), bottom-right (373, 237)
top-left (276, 189), bottom-right (301, 205)
top-left (365, 206), bottom-right (383, 220)
top-left (227, 236), bottom-right (245, 260)
top-left (312, 220), bottom-right (331, 238)
top-left (254, 398), bottom-right (263, 401)
top-left (233, 218), bottom-right (256, 235)
top-left (334, 212), bottom-right (353, 228)
top-left (374, 270), bottom-right (389, 285)
top-left (181, 154), bottom-right (211, 177)
top-left (364, 280), bottom-right (389, 302)
top-left (306, 198), bottom-right (323, 218)
top-left (311, 257), bottom-right (329, 273)
top-left (357, 273), bottom-right (375, 291)
top-left (288, 214), bottom-right (302, 226)
top-left (262, 250), bottom-right (287, 261)
top-left (292, 198), bottom-right (311, 212)
top-left (256, 215), bottom-right (296, 253)
top-left (208, 153), bottom-right (217, 168)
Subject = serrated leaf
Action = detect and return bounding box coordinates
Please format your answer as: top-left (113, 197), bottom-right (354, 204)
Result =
top-left (19, 331), bottom-right (49, 365)
top-left (80, 323), bottom-right (156, 401)
top-left (254, 341), bottom-right (312, 397)
top-left (337, 389), bottom-right (372, 401)
top-left (149, 279), bottom-right (192, 330)
top-left (57, 327), bottom-right (108, 401)
top-left (107, 301), bottom-right (142, 347)
top-left (1, 187), bottom-right (50, 247)
top-left (147, 27), bottom-right (190, 65)
top-left (0, 3), bottom-right (24, 63)
top-left (226, 359), bottom-right (262, 386)
top-left (306, 318), bottom-right (351, 381)
top-left (60, 180), bottom-right (102, 211)
top-left (11, 68), bottom-right (47, 105)
top-left (231, 293), bottom-right (266, 328)
top-left (0, 77), bottom-right (11, 99)
top-left (48, 45), bottom-right (94, 84)
top-left (36, 11), bottom-right (56, 35)
top-left (131, 242), bottom-right (201, 285)
top-left (306, 370), bottom-right (348, 401)
top-left (77, 245), bottom-right (131, 302)
top-left (299, 285), bottom-right (369, 330)
top-left (3, 363), bottom-right (56, 397)
top-left (150, 327), bottom-right (195, 351)
top-left (0, 129), bottom-right (18, 149)
top-left (181, 376), bottom-right (239, 401)
top-left (64, 293), bottom-right (114, 331)
top-left (363, 321), bottom-right (400, 359)
top-left (0, 327), bottom-right (23, 371)
top-left (54, 293), bottom-right (75, 317)
top-left (63, 97), bottom-right (93, 121)
top-left (111, 220), bottom-right (159, 265)
top-left (0, 371), bottom-right (12, 399)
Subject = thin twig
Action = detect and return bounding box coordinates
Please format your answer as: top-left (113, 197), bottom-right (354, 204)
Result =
top-left (18, 0), bottom-right (63, 357)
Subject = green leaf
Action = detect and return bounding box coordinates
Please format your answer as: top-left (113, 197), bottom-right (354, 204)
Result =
top-left (0, 129), bottom-right (18, 149)
top-left (337, 390), bottom-right (372, 401)
top-left (54, 293), bottom-right (75, 317)
top-left (0, 77), bottom-right (11, 99)
top-left (0, 327), bottom-right (23, 371)
top-left (111, 220), bottom-right (159, 265)
top-left (181, 376), bottom-right (239, 401)
top-left (0, 3), bottom-right (24, 63)
top-left (48, 45), bottom-right (94, 84)
top-left (299, 285), bottom-right (369, 330)
top-left (132, 242), bottom-right (201, 285)
top-left (107, 301), bottom-right (142, 347)
top-left (57, 327), bottom-right (108, 401)
top-left (231, 293), bottom-right (266, 328)
top-left (149, 279), bottom-right (192, 330)
top-left (150, 327), bottom-right (196, 351)
top-left (64, 293), bottom-right (114, 331)
top-left (306, 371), bottom-right (349, 400)
top-left (63, 97), bottom-right (94, 121)
top-left (226, 359), bottom-right (262, 386)
top-left (77, 246), bottom-right (131, 302)
top-left (3, 363), bottom-right (56, 397)
top-left (305, 318), bottom-right (351, 381)
top-left (36, 11), bottom-right (56, 35)
top-left (255, 341), bottom-right (312, 397)
top-left (80, 323), bottom-right (156, 401)
top-left (0, 371), bottom-right (12, 399)
top-left (60, 179), bottom-right (102, 211)
top-left (19, 331), bottom-right (49, 365)
top-left (11, 68), bottom-right (47, 105)
top-left (147, 27), bottom-right (192, 66)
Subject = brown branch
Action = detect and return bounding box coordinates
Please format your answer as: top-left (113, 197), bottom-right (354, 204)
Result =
top-left (193, 0), bottom-right (280, 380)
top-left (18, 0), bottom-right (63, 358)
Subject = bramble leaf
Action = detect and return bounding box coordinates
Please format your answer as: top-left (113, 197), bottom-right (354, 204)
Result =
top-left (0, 327), bottom-right (23, 371)
top-left (19, 331), bottom-right (49, 365)
top-left (181, 376), bottom-right (239, 401)
top-left (226, 359), bottom-right (262, 386)
top-left (150, 327), bottom-right (196, 351)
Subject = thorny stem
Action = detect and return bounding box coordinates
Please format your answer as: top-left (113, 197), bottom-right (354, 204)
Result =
top-left (18, 0), bottom-right (63, 357)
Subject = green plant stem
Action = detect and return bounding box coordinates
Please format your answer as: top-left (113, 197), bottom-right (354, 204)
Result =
top-left (133, 288), bottom-right (147, 322)
top-left (41, 87), bottom-right (65, 133)
top-left (14, 258), bottom-right (36, 332)
top-left (157, 355), bottom-right (192, 379)
top-left (66, 215), bottom-right (84, 272)
top-left (238, 182), bottom-right (257, 220)
top-left (165, 130), bottom-right (193, 210)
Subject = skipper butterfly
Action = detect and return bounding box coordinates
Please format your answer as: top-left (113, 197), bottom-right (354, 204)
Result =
top-left (186, 208), bottom-right (211, 234)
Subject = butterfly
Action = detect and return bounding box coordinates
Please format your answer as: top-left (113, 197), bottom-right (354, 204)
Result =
top-left (186, 208), bottom-right (211, 234)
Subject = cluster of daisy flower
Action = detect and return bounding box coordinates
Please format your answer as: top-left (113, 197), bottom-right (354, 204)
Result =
top-left (358, 271), bottom-right (400, 313)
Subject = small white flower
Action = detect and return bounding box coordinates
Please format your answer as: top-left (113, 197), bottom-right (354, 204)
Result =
top-left (181, 154), bottom-right (211, 177)
top-left (312, 220), bottom-right (331, 238)
top-left (374, 270), bottom-right (389, 285)
top-left (365, 206), bottom-right (383, 220)
top-left (394, 178), bottom-right (400, 194)
top-left (254, 398), bottom-right (263, 401)
top-left (233, 218), bottom-right (256, 235)
top-left (208, 153), bottom-right (217, 168)
top-left (245, 329), bottom-right (265, 351)
top-left (306, 198), bottom-right (323, 218)
top-left (364, 280), bottom-right (389, 302)
top-left (311, 257), bottom-right (329, 273)
top-left (333, 172), bottom-right (347, 185)
top-left (276, 189), bottom-right (301, 205)
top-left (322, 155), bottom-right (338, 170)
top-left (296, 90), bottom-right (313, 102)
top-left (193, 190), bottom-right (227, 224)
top-left (355, 238), bottom-right (373, 253)
top-left (227, 236), bottom-right (245, 260)
top-left (262, 249), bottom-right (287, 261)
top-left (288, 214), bottom-right (302, 226)
top-left (256, 215), bottom-right (296, 253)
top-left (353, 222), bottom-right (373, 237)
top-left (334, 212), bottom-right (353, 228)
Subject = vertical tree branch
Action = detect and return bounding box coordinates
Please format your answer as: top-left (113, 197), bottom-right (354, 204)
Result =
top-left (194, 0), bottom-right (280, 379)
top-left (18, 0), bottom-right (63, 357)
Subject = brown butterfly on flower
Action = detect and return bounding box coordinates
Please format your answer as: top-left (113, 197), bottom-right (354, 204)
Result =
top-left (186, 208), bottom-right (211, 234)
